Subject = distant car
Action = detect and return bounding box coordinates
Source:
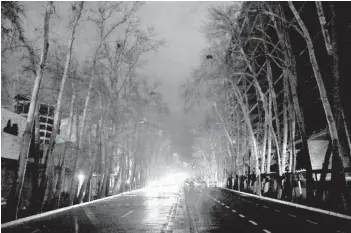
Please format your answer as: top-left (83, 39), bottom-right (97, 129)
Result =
top-left (195, 180), bottom-right (207, 188)
top-left (208, 180), bottom-right (218, 188)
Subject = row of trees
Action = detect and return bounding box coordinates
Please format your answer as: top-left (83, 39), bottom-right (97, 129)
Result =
top-left (183, 2), bottom-right (350, 213)
top-left (2, 1), bottom-right (170, 221)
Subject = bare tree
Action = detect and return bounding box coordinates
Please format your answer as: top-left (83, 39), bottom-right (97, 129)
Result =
top-left (39, 1), bottom-right (84, 210)
top-left (288, 1), bottom-right (347, 208)
top-left (6, 1), bottom-right (54, 220)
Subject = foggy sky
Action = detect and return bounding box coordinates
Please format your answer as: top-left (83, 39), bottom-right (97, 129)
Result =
top-left (19, 1), bottom-right (225, 160)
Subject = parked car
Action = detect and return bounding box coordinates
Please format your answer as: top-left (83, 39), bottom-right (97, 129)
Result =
top-left (208, 180), bottom-right (218, 188)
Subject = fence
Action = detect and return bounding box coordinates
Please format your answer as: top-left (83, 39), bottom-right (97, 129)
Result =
top-left (225, 168), bottom-right (351, 215)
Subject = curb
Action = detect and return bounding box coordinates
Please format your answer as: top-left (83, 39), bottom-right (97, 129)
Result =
top-left (1, 188), bottom-right (145, 228)
top-left (219, 187), bottom-right (351, 220)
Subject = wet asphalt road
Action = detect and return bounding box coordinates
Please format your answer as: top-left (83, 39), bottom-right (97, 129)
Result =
top-left (186, 188), bottom-right (351, 233)
top-left (2, 186), bottom-right (185, 233)
top-left (2, 186), bottom-right (351, 233)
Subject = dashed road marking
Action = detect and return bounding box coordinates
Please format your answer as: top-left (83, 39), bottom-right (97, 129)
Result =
top-left (306, 219), bottom-right (318, 225)
top-left (263, 229), bottom-right (271, 233)
top-left (232, 210), bottom-right (236, 213)
top-left (239, 214), bottom-right (245, 218)
top-left (288, 214), bottom-right (296, 218)
top-left (221, 203), bottom-right (225, 206)
top-left (225, 206), bottom-right (230, 209)
top-left (247, 200), bottom-right (252, 203)
top-left (249, 220), bottom-right (258, 225)
top-left (263, 205), bottom-right (269, 208)
top-left (256, 204), bottom-right (259, 206)
top-left (274, 209), bottom-right (280, 212)
top-left (121, 210), bottom-right (133, 218)
top-left (336, 230), bottom-right (346, 233)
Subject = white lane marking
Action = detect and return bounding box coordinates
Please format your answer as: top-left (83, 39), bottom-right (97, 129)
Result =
top-left (249, 220), bottom-right (258, 225)
top-left (239, 214), bottom-right (245, 218)
top-left (220, 187), bottom-right (351, 221)
top-left (262, 205), bottom-right (269, 208)
top-left (336, 230), bottom-right (346, 233)
top-left (256, 204), bottom-right (259, 206)
top-left (274, 209), bottom-right (280, 212)
top-left (306, 219), bottom-right (318, 225)
top-left (121, 210), bottom-right (133, 218)
top-left (225, 206), bottom-right (230, 209)
top-left (232, 210), bottom-right (237, 213)
top-left (221, 203), bottom-right (225, 206)
top-left (247, 200), bottom-right (252, 203)
top-left (125, 203), bottom-right (130, 206)
top-left (288, 214), bottom-right (296, 218)
top-left (263, 229), bottom-right (271, 233)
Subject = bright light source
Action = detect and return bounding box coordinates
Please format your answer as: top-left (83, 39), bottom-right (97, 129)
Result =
top-left (77, 172), bottom-right (85, 185)
top-left (145, 172), bottom-right (189, 197)
top-left (77, 172), bottom-right (85, 196)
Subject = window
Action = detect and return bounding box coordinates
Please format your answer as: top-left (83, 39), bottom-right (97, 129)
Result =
top-left (23, 103), bottom-right (29, 114)
top-left (45, 132), bottom-right (51, 138)
top-left (46, 125), bottom-right (52, 132)
top-left (39, 104), bottom-right (48, 115)
top-left (47, 118), bottom-right (53, 125)
top-left (40, 132), bottom-right (44, 137)
top-left (15, 103), bottom-right (23, 114)
top-left (40, 117), bottom-right (47, 123)
top-left (40, 124), bottom-right (45, 130)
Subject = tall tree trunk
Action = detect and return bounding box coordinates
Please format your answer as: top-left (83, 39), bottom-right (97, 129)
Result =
top-left (266, 61), bottom-right (282, 175)
top-left (29, 110), bottom-right (40, 215)
top-left (289, 102), bottom-right (296, 173)
top-left (77, 130), bottom-right (96, 203)
top-left (7, 2), bottom-right (53, 220)
top-left (112, 165), bottom-right (122, 194)
top-left (129, 122), bottom-right (141, 188)
top-left (230, 80), bottom-right (261, 196)
top-left (98, 132), bottom-right (110, 198)
top-left (328, 3), bottom-right (350, 212)
top-left (77, 158), bottom-right (94, 203)
top-left (328, 3), bottom-right (350, 169)
top-left (273, 2), bottom-right (314, 201)
top-left (261, 113), bottom-right (268, 174)
top-left (119, 148), bottom-right (127, 193)
top-left (68, 106), bottom-right (80, 206)
top-left (289, 1), bottom-right (347, 207)
top-left (315, 2), bottom-right (333, 55)
top-left (41, 2), bottom-right (84, 210)
top-left (267, 92), bottom-right (272, 173)
top-left (52, 87), bottom-right (76, 208)
top-left (281, 74), bottom-right (290, 174)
